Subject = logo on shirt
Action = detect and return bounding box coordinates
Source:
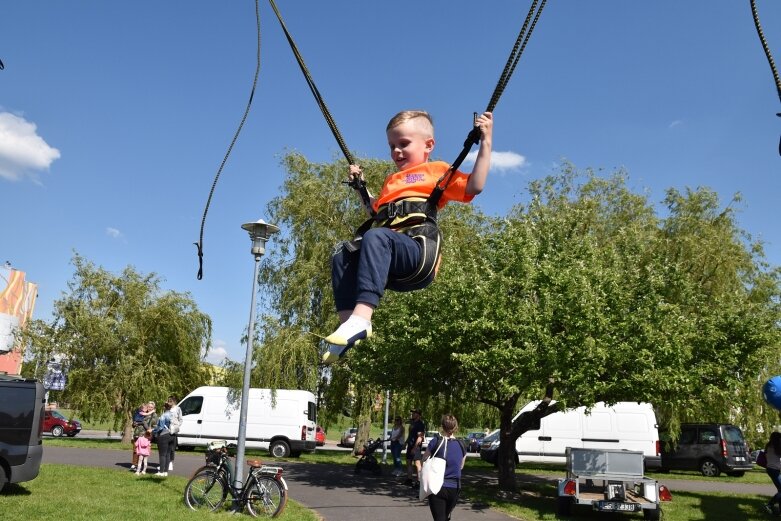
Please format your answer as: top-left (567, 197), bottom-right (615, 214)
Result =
top-left (405, 173), bottom-right (425, 184)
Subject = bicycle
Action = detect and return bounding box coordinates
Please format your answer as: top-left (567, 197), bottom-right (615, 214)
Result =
top-left (184, 440), bottom-right (288, 517)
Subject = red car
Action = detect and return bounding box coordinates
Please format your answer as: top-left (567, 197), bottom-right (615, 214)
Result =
top-left (43, 410), bottom-right (82, 437)
top-left (316, 425), bottom-right (326, 446)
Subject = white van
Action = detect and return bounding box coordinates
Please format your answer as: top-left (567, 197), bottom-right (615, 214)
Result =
top-left (482, 401), bottom-right (661, 468)
top-left (177, 386), bottom-right (318, 458)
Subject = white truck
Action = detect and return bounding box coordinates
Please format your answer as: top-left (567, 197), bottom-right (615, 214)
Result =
top-left (557, 447), bottom-right (671, 520)
top-left (176, 386), bottom-right (317, 457)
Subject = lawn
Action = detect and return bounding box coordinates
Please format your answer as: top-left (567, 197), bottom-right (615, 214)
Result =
top-left (0, 464), bottom-right (318, 521)
top-left (37, 438), bottom-right (777, 520)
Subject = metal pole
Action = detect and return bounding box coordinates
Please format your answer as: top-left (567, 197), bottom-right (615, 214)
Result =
top-left (234, 254), bottom-right (260, 490)
top-left (381, 390), bottom-right (390, 463)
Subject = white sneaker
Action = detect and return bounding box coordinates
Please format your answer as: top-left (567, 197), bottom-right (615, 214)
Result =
top-left (158, 472), bottom-right (167, 477)
top-left (324, 317), bottom-right (372, 346)
top-left (141, 470), bottom-right (146, 475)
top-left (135, 471), bottom-right (141, 476)
top-left (322, 343), bottom-right (357, 365)
top-left (168, 462), bottom-right (173, 471)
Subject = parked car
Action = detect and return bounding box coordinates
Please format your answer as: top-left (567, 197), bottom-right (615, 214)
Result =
top-left (660, 423), bottom-right (753, 477)
top-left (43, 410), bottom-right (82, 437)
top-left (479, 429), bottom-right (501, 465)
top-left (315, 426), bottom-right (326, 446)
top-left (464, 432), bottom-right (486, 453)
top-left (340, 427), bottom-right (358, 447)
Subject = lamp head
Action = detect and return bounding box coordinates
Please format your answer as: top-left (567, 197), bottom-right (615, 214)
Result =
top-left (241, 219), bottom-right (280, 257)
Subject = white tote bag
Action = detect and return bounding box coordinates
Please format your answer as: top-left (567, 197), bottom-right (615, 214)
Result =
top-left (419, 436), bottom-right (448, 501)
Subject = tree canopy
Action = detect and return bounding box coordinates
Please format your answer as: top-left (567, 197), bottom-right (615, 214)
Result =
top-left (22, 254), bottom-right (213, 442)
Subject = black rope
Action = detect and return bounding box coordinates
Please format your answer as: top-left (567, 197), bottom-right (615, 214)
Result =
top-left (749, 0), bottom-right (781, 156)
top-left (435, 0), bottom-right (547, 197)
top-left (194, 0), bottom-right (262, 280)
top-left (267, 0), bottom-right (353, 165)
top-left (267, 0), bottom-right (376, 215)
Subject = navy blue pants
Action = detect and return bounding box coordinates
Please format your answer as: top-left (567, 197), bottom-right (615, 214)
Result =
top-left (332, 228), bottom-right (425, 311)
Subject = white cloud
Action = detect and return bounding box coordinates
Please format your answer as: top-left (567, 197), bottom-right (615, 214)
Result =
top-left (0, 112), bottom-right (61, 181)
top-left (204, 340), bottom-right (230, 365)
top-left (463, 150), bottom-right (527, 174)
top-left (106, 227), bottom-right (123, 239)
top-left (669, 120), bottom-right (683, 129)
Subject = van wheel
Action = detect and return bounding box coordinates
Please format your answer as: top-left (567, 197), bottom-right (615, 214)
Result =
top-left (643, 507), bottom-right (661, 520)
top-left (270, 440), bottom-right (290, 458)
top-left (51, 425), bottom-right (64, 437)
top-left (700, 458), bottom-right (721, 477)
top-left (556, 496), bottom-right (573, 516)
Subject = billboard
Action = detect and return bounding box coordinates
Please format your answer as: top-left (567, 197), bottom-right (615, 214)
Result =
top-left (0, 267), bottom-right (38, 373)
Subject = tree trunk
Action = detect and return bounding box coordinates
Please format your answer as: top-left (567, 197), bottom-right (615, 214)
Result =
top-left (497, 381), bottom-right (559, 492)
top-left (121, 409), bottom-right (133, 444)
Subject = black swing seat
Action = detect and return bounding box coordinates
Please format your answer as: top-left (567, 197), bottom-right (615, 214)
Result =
top-left (343, 196), bottom-right (442, 291)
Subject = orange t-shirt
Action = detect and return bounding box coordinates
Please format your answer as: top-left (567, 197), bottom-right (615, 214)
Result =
top-left (372, 161), bottom-right (475, 212)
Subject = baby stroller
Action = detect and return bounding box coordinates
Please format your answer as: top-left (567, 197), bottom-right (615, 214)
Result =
top-left (354, 437), bottom-right (388, 475)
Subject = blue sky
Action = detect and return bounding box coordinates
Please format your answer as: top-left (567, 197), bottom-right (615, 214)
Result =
top-left (3, 1), bottom-right (780, 364)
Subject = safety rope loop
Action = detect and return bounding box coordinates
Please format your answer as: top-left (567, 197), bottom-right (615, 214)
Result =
top-left (194, 0), bottom-right (261, 280)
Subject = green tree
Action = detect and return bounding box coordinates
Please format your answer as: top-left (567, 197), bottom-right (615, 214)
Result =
top-left (22, 254), bottom-right (212, 442)
top-left (353, 165), bottom-right (780, 490)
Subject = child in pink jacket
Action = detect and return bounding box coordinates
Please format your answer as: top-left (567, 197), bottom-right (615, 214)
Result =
top-left (135, 430), bottom-right (152, 475)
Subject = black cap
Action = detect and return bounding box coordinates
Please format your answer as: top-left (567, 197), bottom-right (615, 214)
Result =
top-left (410, 408), bottom-right (422, 415)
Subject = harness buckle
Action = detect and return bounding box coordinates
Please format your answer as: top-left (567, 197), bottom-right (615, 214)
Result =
top-left (386, 202), bottom-right (399, 219)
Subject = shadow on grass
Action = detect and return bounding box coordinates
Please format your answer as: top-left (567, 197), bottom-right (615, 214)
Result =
top-left (0, 483), bottom-right (32, 496)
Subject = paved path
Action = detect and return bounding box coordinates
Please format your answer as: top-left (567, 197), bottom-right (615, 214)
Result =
top-left (42, 446), bottom-right (514, 521)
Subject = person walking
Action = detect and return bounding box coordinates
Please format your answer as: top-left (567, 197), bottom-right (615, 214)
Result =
top-left (421, 414), bottom-right (467, 521)
top-left (765, 431), bottom-right (781, 515)
top-left (390, 416), bottom-right (405, 476)
top-left (405, 408), bottom-right (426, 486)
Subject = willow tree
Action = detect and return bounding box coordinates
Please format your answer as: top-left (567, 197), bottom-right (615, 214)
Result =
top-left (22, 254), bottom-right (212, 442)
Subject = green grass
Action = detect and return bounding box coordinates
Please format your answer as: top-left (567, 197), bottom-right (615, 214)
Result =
top-left (0, 464), bottom-right (318, 521)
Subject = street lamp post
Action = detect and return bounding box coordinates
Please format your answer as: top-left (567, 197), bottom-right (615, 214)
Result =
top-left (235, 219), bottom-right (280, 491)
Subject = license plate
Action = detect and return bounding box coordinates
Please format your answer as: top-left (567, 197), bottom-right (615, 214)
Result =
top-left (596, 501), bottom-right (639, 512)
top-left (735, 456), bottom-right (745, 462)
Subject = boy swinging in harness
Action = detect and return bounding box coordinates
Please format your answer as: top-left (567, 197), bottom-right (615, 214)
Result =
top-left (323, 110), bottom-right (493, 364)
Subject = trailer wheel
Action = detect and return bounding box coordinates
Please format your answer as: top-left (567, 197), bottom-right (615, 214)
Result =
top-left (643, 507), bottom-right (661, 520)
top-left (556, 496), bottom-right (573, 517)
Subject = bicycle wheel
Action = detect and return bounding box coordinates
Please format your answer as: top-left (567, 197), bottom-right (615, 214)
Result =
top-left (245, 475), bottom-right (287, 518)
top-left (184, 469), bottom-right (229, 512)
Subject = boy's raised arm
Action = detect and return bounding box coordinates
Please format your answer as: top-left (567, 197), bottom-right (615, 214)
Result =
top-left (466, 111), bottom-right (493, 196)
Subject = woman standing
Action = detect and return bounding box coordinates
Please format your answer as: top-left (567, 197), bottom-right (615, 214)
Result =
top-left (390, 416), bottom-right (405, 476)
top-left (765, 431), bottom-right (781, 515)
top-left (153, 402), bottom-right (173, 477)
top-left (421, 414), bottom-right (467, 521)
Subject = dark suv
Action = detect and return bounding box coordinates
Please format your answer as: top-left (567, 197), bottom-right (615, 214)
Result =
top-left (660, 423), bottom-right (753, 477)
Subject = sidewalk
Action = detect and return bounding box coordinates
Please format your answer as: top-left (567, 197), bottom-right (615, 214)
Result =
top-left (42, 446), bottom-right (515, 521)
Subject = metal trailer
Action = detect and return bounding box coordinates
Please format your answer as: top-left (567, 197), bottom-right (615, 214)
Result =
top-left (556, 447), bottom-right (663, 520)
